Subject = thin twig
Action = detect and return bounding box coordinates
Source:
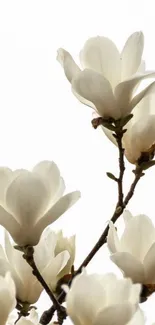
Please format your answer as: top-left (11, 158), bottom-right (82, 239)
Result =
top-left (114, 130), bottom-right (125, 207)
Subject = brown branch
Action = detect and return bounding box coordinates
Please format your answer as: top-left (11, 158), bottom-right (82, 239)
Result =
top-left (40, 128), bottom-right (144, 325)
top-left (22, 246), bottom-right (66, 323)
top-left (40, 164), bottom-right (143, 325)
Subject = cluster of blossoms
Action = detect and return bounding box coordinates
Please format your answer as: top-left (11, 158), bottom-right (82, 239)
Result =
top-left (1, 31), bottom-right (155, 325)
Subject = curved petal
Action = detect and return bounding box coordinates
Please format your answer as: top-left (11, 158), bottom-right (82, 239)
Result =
top-left (143, 242), bottom-right (155, 283)
top-left (72, 69), bottom-right (119, 119)
top-left (107, 222), bottom-right (120, 253)
top-left (111, 252), bottom-right (145, 283)
top-left (57, 48), bottom-right (81, 83)
top-left (33, 160), bottom-right (64, 204)
top-left (34, 191), bottom-right (81, 240)
top-left (72, 86), bottom-right (96, 109)
top-left (80, 36), bottom-right (121, 89)
top-left (120, 215), bottom-right (155, 261)
top-left (41, 251), bottom-right (70, 291)
top-left (6, 171), bottom-right (49, 226)
top-left (121, 32), bottom-right (144, 80)
top-left (114, 72), bottom-right (155, 116)
top-left (130, 81), bottom-right (155, 111)
top-left (0, 205), bottom-right (21, 243)
top-left (94, 304), bottom-right (135, 325)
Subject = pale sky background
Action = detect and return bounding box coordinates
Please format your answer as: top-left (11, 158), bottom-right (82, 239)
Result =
top-left (1, 0), bottom-right (155, 323)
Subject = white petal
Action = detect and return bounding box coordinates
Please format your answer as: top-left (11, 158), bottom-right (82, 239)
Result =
top-left (0, 167), bottom-right (13, 205)
top-left (130, 81), bottom-right (155, 111)
top-left (66, 271), bottom-right (106, 325)
top-left (120, 215), bottom-right (155, 261)
top-left (0, 205), bottom-right (21, 243)
top-left (42, 251), bottom-right (70, 291)
top-left (80, 36), bottom-right (121, 89)
top-left (123, 210), bottom-right (133, 226)
top-left (114, 72), bottom-right (155, 116)
top-left (107, 222), bottom-right (120, 253)
top-left (121, 32), bottom-right (144, 80)
top-left (72, 86), bottom-right (96, 109)
top-left (33, 160), bottom-right (65, 206)
top-left (34, 191), bottom-right (81, 241)
top-left (111, 252), bottom-right (145, 283)
top-left (143, 242), bottom-right (155, 283)
top-left (72, 69), bottom-right (119, 119)
top-left (57, 48), bottom-right (81, 82)
top-left (126, 115), bottom-right (155, 163)
top-left (6, 171), bottom-right (49, 226)
top-left (94, 304), bottom-right (135, 325)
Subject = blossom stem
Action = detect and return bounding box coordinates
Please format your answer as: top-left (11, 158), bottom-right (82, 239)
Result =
top-left (39, 134), bottom-right (143, 325)
top-left (22, 246), bottom-right (66, 322)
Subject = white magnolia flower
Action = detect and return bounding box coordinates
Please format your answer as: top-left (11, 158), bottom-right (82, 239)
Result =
top-left (34, 228), bottom-right (75, 291)
top-left (102, 87), bottom-right (155, 163)
top-left (0, 231), bottom-right (43, 304)
top-left (57, 32), bottom-right (155, 119)
top-left (0, 272), bottom-right (16, 325)
top-left (0, 160), bottom-right (80, 246)
top-left (107, 210), bottom-right (155, 284)
top-left (64, 269), bottom-right (142, 325)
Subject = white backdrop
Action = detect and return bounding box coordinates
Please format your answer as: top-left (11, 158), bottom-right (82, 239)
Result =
top-left (0, 0), bottom-right (155, 322)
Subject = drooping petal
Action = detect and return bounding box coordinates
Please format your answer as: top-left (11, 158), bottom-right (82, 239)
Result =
top-left (34, 191), bottom-right (81, 241)
top-left (107, 222), bottom-right (120, 253)
top-left (34, 229), bottom-right (57, 270)
top-left (5, 171), bottom-right (49, 226)
top-left (57, 48), bottom-right (81, 83)
top-left (110, 252), bottom-right (145, 283)
top-left (80, 36), bottom-right (121, 89)
top-left (120, 215), bottom-right (155, 260)
top-left (114, 72), bottom-right (155, 116)
top-left (129, 81), bottom-right (155, 111)
top-left (72, 69), bottom-right (119, 118)
top-left (94, 304), bottom-right (135, 325)
top-left (143, 242), bottom-right (155, 283)
top-left (121, 32), bottom-right (144, 80)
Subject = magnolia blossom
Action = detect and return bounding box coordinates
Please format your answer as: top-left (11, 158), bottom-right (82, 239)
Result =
top-left (0, 272), bottom-right (16, 325)
top-left (34, 228), bottom-right (75, 291)
top-left (0, 231), bottom-right (43, 304)
top-left (102, 87), bottom-right (155, 163)
top-left (0, 160), bottom-right (80, 246)
top-left (64, 269), bottom-right (142, 325)
top-left (107, 210), bottom-right (155, 284)
top-left (57, 32), bottom-right (155, 119)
